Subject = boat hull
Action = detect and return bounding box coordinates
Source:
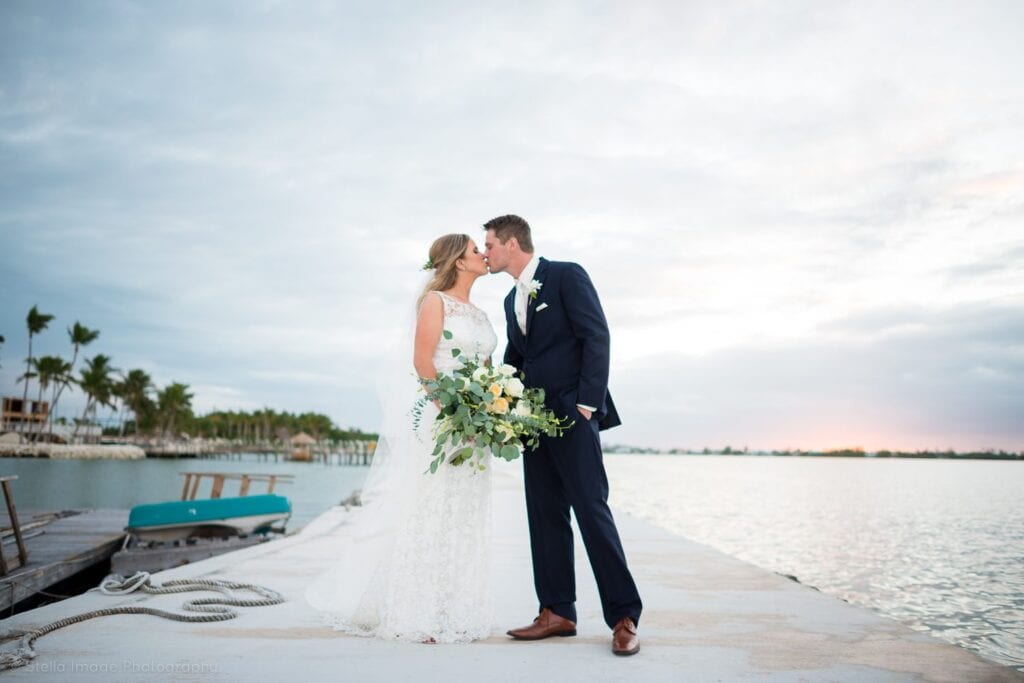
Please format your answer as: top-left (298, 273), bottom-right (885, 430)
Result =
top-left (126, 494), bottom-right (292, 542)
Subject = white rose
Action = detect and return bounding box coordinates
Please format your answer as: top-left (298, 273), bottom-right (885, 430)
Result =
top-left (505, 377), bottom-right (525, 398)
top-left (498, 363), bottom-right (518, 377)
top-left (512, 401), bottom-right (532, 417)
top-left (471, 367), bottom-right (488, 383)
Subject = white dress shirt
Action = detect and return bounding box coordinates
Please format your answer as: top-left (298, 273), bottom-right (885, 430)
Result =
top-left (515, 255), bottom-right (597, 415)
top-left (514, 255), bottom-right (541, 336)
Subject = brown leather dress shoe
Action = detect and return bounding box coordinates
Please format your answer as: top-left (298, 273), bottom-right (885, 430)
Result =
top-left (612, 617), bottom-right (640, 656)
top-left (507, 608), bottom-right (577, 640)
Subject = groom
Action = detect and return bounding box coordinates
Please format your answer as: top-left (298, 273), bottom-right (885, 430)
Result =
top-left (482, 215), bottom-right (643, 656)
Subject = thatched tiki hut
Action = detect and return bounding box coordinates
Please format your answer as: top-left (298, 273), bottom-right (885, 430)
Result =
top-left (289, 432), bottom-right (316, 461)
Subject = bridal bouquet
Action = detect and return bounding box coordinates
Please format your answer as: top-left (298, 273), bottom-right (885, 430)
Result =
top-left (413, 331), bottom-right (573, 473)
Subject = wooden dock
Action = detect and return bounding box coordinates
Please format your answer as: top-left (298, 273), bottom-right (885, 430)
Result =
top-left (0, 508), bottom-right (128, 614)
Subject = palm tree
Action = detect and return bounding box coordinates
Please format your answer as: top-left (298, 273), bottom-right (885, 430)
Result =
top-left (297, 411), bottom-right (332, 441)
top-left (67, 323), bottom-right (100, 368)
top-left (32, 355), bottom-right (71, 440)
top-left (42, 356), bottom-right (74, 437)
top-left (51, 322), bottom-right (99, 425)
top-left (73, 354), bottom-right (116, 442)
top-left (44, 356), bottom-right (73, 437)
top-left (156, 382), bottom-right (194, 438)
top-left (257, 407), bottom-right (275, 444)
top-left (229, 410), bottom-right (243, 441)
top-left (111, 378), bottom-right (126, 437)
top-left (21, 305), bottom-right (55, 407)
top-left (118, 369), bottom-right (154, 436)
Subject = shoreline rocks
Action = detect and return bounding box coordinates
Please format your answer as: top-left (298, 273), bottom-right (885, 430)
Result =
top-left (0, 444), bottom-right (146, 460)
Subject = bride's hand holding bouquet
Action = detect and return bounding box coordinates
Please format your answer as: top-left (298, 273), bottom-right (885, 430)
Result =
top-left (413, 330), bottom-right (573, 474)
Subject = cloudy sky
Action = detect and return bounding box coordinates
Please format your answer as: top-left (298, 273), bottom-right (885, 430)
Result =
top-left (2, 1), bottom-right (1022, 451)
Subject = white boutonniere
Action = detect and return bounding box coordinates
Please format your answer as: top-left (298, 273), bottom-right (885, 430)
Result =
top-left (526, 279), bottom-right (542, 301)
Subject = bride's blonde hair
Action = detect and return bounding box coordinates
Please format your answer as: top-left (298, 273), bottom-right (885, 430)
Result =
top-left (417, 233), bottom-right (471, 311)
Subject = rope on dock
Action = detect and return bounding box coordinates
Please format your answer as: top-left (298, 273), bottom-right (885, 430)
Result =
top-left (0, 571), bottom-right (284, 671)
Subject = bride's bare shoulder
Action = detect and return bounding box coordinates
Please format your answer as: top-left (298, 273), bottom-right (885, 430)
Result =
top-left (418, 291), bottom-right (444, 317)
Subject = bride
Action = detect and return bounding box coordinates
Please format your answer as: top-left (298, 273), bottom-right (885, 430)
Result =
top-left (303, 233), bottom-right (497, 644)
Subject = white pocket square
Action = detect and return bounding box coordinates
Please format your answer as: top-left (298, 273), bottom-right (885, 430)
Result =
top-left (536, 303), bottom-right (549, 311)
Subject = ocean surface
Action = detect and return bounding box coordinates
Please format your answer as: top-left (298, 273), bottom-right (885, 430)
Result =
top-left (1, 455), bottom-right (368, 530)
top-left (604, 454), bottom-right (1024, 673)
top-left (3, 453), bottom-right (1021, 671)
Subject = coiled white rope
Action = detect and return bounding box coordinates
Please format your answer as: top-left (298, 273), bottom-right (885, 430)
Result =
top-left (0, 571), bottom-right (284, 671)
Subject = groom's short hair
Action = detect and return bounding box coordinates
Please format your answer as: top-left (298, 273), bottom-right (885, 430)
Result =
top-left (483, 214), bottom-right (534, 253)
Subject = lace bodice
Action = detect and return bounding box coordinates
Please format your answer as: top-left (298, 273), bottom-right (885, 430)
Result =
top-left (431, 291), bottom-right (498, 372)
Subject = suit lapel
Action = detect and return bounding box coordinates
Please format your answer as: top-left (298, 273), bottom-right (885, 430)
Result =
top-left (505, 287), bottom-right (526, 349)
top-left (525, 257), bottom-right (549, 338)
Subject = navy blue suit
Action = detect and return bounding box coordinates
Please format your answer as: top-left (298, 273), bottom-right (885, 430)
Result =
top-left (504, 257), bottom-right (642, 629)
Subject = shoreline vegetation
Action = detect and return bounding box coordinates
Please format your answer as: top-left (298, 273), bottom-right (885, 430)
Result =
top-left (603, 445), bottom-right (1024, 460)
top-left (1, 305), bottom-right (378, 454)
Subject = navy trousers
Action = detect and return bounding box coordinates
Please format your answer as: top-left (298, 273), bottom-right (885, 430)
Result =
top-left (522, 413), bottom-right (643, 629)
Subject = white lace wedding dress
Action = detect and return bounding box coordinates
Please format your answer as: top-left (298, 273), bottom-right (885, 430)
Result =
top-left (304, 290), bottom-right (498, 643)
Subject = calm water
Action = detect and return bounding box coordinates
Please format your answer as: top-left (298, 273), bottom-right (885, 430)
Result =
top-left (1, 455), bottom-right (369, 529)
top-left (3, 454), bottom-right (1021, 671)
top-left (604, 454), bottom-right (1024, 672)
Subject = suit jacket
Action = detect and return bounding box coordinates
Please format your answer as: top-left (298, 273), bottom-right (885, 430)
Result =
top-left (503, 257), bottom-right (621, 431)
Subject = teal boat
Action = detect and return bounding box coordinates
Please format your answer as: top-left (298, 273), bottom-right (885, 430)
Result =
top-left (126, 494), bottom-right (292, 542)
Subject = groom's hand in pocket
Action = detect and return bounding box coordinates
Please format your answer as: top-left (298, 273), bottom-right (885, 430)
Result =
top-left (576, 405), bottom-right (593, 421)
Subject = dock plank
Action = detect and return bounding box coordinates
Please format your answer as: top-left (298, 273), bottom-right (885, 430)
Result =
top-left (0, 508), bottom-right (128, 611)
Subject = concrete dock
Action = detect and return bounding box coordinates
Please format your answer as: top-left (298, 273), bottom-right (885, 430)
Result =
top-left (0, 468), bottom-right (1020, 682)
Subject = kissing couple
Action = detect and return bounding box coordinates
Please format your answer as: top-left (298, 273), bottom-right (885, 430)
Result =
top-left (304, 214), bottom-right (643, 656)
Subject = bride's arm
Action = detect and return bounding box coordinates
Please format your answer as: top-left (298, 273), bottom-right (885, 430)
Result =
top-left (413, 292), bottom-right (444, 402)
